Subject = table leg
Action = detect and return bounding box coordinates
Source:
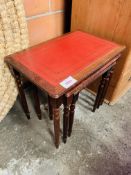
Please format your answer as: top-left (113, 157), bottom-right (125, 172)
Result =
top-left (96, 74), bottom-right (107, 109)
top-left (63, 96), bottom-right (72, 143)
top-left (68, 93), bottom-right (79, 137)
top-left (93, 67), bottom-right (114, 112)
top-left (48, 95), bottom-right (53, 120)
top-left (93, 76), bottom-right (106, 112)
top-left (50, 97), bottom-right (61, 148)
top-left (32, 85), bottom-right (42, 120)
top-left (98, 67), bottom-right (114, 107)
top-left (12, 68), bottom-right (30, 119)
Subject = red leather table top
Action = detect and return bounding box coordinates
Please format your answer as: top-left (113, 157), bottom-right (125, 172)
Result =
top-left (6, 31), bottom-right (125, 98)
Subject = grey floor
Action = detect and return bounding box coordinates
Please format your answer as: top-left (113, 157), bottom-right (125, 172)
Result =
top-left (0, 89), bottom-right (131, 175)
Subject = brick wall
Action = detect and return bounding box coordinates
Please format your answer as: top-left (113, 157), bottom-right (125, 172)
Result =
top-left (23, 0), bottom-right (64, 46)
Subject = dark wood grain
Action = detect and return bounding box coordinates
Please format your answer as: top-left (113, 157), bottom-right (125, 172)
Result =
top-left (50, 97), bottom-right (62, 148)
top-left (48, 95), bottom-right (53, 120)
top-left (66, 57), bottom-right (118, 98)
top-left (99, 67), bottom-right (114, 106)
top-left (32, 84), bottom-right (42, 120)
top-left (64, 0), bottom-right (72, 32)
top-left (63, 95), bottom-right (73, 143)
top-left (93, 75), bottom-right (106, 112)
top-left (12, 68), bottom-right (30, 119)
top-left (93, 66), bottom-right (115, 112)
top-left (68, 93), bottom-right (79, 137)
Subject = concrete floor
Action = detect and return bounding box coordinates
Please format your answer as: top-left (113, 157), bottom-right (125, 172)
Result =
top-left (0, 89), bottom-right (131, 175)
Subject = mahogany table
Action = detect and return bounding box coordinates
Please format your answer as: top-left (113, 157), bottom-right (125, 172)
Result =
top-left (5, 31), bottom-right (125, 148)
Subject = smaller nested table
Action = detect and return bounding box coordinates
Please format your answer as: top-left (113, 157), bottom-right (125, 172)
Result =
top-left (5, 31), bottom-right (125, 148)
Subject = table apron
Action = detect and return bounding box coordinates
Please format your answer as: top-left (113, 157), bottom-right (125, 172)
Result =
top-left (66, 62), bottom-right (116, 97)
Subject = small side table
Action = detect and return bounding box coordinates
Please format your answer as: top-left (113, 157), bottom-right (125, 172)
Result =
top-left (5, 31), bottom-right (125, 148)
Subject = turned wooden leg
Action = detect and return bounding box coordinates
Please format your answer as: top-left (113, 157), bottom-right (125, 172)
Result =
top-left (63, 96), bottom-right (72, 143)
top-left (32, 84), bottom-right (42, 120)
top-left (48, 95), bottom-right (53, 120)
top-left (99, 67), bottom-right (114, 106)
top-left (50, 97), bottom-right (61, 148)
top-left (12, 68), bottom-right (30, 119)
top-left (68, 93), bottom-right (79, 137)
top-left (53, 107), bottom-right (60, 148)
top-left (93, 76), bottom-right (106, 112)
top-left (93, 67), bottom-right (114, 112)
top-left (96, 74), bottom-right (107, 109)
